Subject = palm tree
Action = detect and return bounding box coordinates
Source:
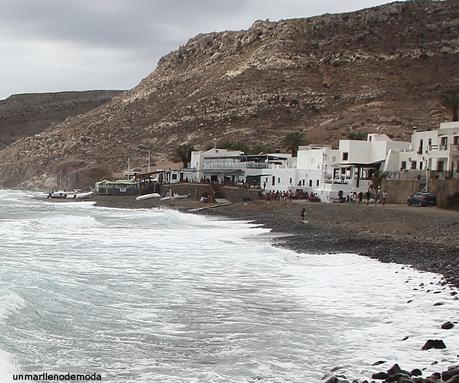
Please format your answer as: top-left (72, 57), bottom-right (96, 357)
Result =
top-left (172, 144), bottom-right (194, 169)
top-left (438, 92), bottom-right (459, 121)
top-left (283, 131), bottom-right (306, 157)
top-left (369, 170), bottom-right (387, 192)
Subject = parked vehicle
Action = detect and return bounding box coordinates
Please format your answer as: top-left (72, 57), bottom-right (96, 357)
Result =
top-left (407, 192), bottom-right (437, 207)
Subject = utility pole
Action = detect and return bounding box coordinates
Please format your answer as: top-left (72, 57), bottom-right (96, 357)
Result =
top-left (147, 150), bottom-right (151, 173)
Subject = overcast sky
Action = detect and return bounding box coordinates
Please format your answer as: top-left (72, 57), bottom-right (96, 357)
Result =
top-left (0, 0), bottom-right (399, 100)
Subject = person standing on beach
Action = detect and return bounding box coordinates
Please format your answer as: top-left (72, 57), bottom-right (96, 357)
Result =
top-left (381, 190), bottom-right (388, 205)
top-left (300, 208), bottom-right (306, 224)
top-left (374, 190), bottom-right (380, 205)
top-left (365, 191), bottom-right (371, 205)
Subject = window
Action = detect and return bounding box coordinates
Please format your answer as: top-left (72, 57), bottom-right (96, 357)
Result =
top-left (309, 180), bottom-right (312, 187)
top-left (289, 178), bottom-right (292, 184)
top-left (419, 162), bottom-right (423, 170)
top-left (342, 152), bottom-right (349, 161)
top-left (302, 180), bottom-right (305, 186)
top-left (172, 174), bottom-right (177, 180)
top-left (272, 176), bottom-right (275, 186)
top-left (278, 178), bottom-right (281, 184)
top-left (440, 137), bottom-right (448, 148)
top-left (316, 180), bottom-right (319, 186)
top-left (454, 136), bottom-right (459, 145)
top-left (401, 161), bottom-right (407, 170)
top-left (437, 161), bottom-right (444, 171)
top-left (410, 161), bottom-right (417, 170)
top-left (418, 139), bottom-right (423, 154)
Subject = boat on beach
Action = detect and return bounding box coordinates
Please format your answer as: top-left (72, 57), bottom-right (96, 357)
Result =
top-left (159, 193), bottom-right (190, 201)
top-left (136, 193), bottom-right (161, 201)
top-left (46, 190), bottom-right (70, 199)
top-left (75, 191), bottom-right (93, 199)
top-left (45, 190), bottom-right (92, 200)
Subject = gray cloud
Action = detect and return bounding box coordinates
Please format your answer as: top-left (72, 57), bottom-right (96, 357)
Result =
top-left (0, 0), bottom-right (398, 99)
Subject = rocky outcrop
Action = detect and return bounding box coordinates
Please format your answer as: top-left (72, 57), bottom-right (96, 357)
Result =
top-left (327, 363), bottom-right (459, 383)
top-left (0, 90), bottom-right (123, 150)
top-left (0, 0), bottom-right (458, 189)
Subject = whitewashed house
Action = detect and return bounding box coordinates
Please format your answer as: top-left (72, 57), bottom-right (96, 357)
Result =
top-left (385, 122), bottom-right (459, 177)
top-left (263, 133), bottom-right (411, 201)
top-left (263, 145), bottom-right (339, 195)
top-left (184, 148), bottom-right (292, 186)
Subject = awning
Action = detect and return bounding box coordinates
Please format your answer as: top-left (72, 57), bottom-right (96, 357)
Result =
top-left (203, 169), bottom-right (243, 174)
top-left (332, 160), bottom-right (383, 167)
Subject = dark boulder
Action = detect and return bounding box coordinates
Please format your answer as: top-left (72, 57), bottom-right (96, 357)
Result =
top-left (410, 368), bottom-right (422, 376)
top-left (385, 373), bottom-right (412, 382)
top-left (371, 372), bottom-right (388, 380)
top-left (428, 372), bottom-right (441, 380)
top-left (442, 367), bottom-right (459, 381)
top-left (387, 364), bottom-right (402, 375)
top-left (422, 339), bottom-right (447, 350)
top-left (441, 321), bottom-right (454, 330)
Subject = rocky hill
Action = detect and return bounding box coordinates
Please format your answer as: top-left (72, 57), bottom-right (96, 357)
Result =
top-left (0, 90), bottom-right (123, 150)
top-left (0, 0), bottom-right (458, 189)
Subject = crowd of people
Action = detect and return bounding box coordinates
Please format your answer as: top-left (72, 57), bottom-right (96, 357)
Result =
top-left (259, 189), bottom-right (388, 205)
top-left (337, 189), bottom-right (388, 205)
top-left (260, 190), bottom-right (320, 202)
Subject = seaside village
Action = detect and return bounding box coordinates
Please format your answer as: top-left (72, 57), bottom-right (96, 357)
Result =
top-left (85, 121), bottom-right (459, 208)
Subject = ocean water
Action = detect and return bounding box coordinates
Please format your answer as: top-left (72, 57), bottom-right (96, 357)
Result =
top-left (0, 189), bottom-right (457, 382)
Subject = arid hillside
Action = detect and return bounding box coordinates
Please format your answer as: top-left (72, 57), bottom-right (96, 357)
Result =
top-left (0, 0), bottom-right (458, 189)
top-left (0, 91), bottom-right (123, 151)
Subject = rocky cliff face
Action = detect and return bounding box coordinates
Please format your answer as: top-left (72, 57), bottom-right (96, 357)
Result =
top-left (0, 0), bottom-right (458, 189)
top-left (0, 90), bottom-right (123, 150)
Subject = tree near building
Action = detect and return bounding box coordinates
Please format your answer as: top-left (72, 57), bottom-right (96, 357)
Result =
top-left (171, 144), bottom-right (195, 168)
top-left (438, 91), bottom-right (459, 122)
top-left (369, 170), bottom-right (387, 191)
top-left (283, 130), bottom-right (306, 157)
top-left (348, 131), bottom-right (368, 140)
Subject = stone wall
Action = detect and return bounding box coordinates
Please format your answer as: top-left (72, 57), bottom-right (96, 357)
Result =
top-left (162, 183), bottom-right (261, 203)
top-left (430, 179), bottom-right (459, 209)
top-left (382, 178), bottom-right (459, 208)
top-left (381, 179), bottom-right (423, 204)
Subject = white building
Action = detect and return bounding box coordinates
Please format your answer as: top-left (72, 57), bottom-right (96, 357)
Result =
top-left (264, 133), bottom-right (411, 202)
top-left (385, 122), bottom-right (459, 177)
top-left (263, 145), bottom-right (339, 195)
top-left (185, 148), bottom-right (292, 186)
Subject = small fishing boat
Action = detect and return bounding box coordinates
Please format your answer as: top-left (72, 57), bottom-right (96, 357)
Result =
top-left (160, 193), bottom-right (190, 201)
top-left (47, 190), bottom-right (69, 199)
top-left (75, 191), bottom-right (93, 199)
top-left (136, 193), bottom-right (161, 201)
top-left (45, 190), bottom-right (92, 199)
